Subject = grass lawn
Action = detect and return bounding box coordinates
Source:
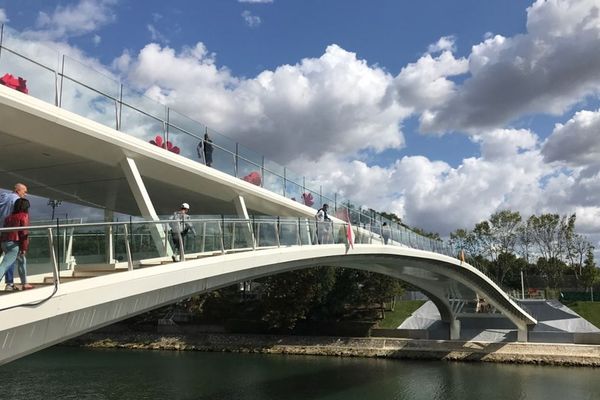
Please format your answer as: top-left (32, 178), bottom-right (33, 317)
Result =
top-left (566, 301), bottom-right (600, 329)
top-left (378, 300), bottom-right (426, 329)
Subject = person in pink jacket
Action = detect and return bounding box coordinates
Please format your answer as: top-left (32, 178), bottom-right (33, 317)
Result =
top-left (0, 198), bottom-right (33, 290)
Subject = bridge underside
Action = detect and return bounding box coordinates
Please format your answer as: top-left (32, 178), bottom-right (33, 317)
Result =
top-left (0, 245), bottom-right (536, 365)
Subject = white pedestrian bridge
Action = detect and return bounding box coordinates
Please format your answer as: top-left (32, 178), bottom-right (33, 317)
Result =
top-left (0, 216), bottom-right (536, 365)
top-left (0, 25), bottom-right (536, 365)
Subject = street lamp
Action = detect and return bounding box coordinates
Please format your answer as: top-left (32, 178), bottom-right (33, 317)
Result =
top-left (47, 199), bottom-right (62, 220)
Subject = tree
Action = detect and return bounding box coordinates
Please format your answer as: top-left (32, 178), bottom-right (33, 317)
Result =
top-left (471, 210), bottom-right (522, 282)
top-left (581, 247), bottom-right (599, 301)
top-left (257, 267), bottom-right (336, 330)
top-left (528, 213), bottom-right (575, 262)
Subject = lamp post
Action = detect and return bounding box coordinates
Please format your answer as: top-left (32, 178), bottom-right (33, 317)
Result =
top-left (48, 199), bottom-right (62, 220)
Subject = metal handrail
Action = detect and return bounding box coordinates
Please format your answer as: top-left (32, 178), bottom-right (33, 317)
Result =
top-left (0, 22), bottom-right (420, 235)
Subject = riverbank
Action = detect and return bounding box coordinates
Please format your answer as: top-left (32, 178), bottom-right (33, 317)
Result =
top-left (66, 332), bottom-right (600, 367)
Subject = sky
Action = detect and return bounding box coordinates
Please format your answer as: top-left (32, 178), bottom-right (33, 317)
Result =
top-left (1, 0), bottom-right (600, 243)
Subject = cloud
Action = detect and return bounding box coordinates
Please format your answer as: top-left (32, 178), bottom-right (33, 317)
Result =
top-left (542, 108), bottom-right (600, 167)
top-left (394, 50), bottom-right (468, 112)
top-left (124, 42), bottom-right (409, 163)
top-left (147, 24), bottom-right (169, 44)
top-left (92, 34), bottom-right (101, 46)
top-left (31, 0), bottom-right (117, 40)
top-left (242, 10), bottom-right (261, 28)
top-left (0, 8), bottom-right (9, 24)
top-left (427, 36), bottom-right (457, 53)
top-left (418, 0), bottom-right (600, 134)
top-left (239, 0), bottom-right (273, 3)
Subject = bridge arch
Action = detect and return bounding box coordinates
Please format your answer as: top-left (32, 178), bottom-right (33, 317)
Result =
top-left (0, 243), bottom-right (536, 365)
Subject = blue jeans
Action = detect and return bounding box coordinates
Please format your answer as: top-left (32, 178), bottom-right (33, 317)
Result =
top-left (0, 242), bottom-right (27, 284)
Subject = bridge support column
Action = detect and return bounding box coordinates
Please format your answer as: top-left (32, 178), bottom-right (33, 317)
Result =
top-left (449, 319), bottom-right (461, 340)
top-left (517, 326), bottom-right (528, 342)
top-left (233, 195), bottom-right (255, 248)
top-left (105, 209), bottom-right (114, 264)
top-left (120, 156), bottom-right (171, 256)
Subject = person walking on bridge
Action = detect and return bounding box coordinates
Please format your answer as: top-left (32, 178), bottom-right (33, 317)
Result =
top-left (169, 203), bottom-right (195, 261)
top-left (0, 183), bottom-right (27, 290)
top-left (315, 203), bottom-right (332, 244)
top-left (0, 197), bottom-right (33, 290)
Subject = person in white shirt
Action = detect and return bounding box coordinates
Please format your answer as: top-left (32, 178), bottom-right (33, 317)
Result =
top-left (315, 204), bottom-right (332, 244)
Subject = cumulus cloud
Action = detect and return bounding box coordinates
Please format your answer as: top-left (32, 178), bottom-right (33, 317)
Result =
top-left (542, 108), bottom-right (600, 167)
top-left (31, 0), bottom-right (117, 40)
top-left (394, 50), bottom-right (468, 112)
top-left (147, 24), bottom-right (169, 44)
top-left (124, 43), bottom-right (409, 163)
top-left (0, 8), bottom-right (9, 24)
top-left (427, 36), bottom-right (457, 53)
top-left (419, 0), bottom-right (600, 134)
top-left (241, 10), bottom-right (262, 28)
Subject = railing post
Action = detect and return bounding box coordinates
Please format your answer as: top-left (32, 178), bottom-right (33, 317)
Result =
top-left (58, 54), bottom-right (65, 108)
top-left (47, 228), bottom-right (60, 287)
top-left (117, 83), bottom-right (123, 131)
top-left (276, 216), bottom-right (281, 248)
top-left (235, 143), bottom-right (239, 178)
top-left (123, 223), bottom-right (133, 271)
top-left (283, 167), bottom-right (287, 198)
top-left (261, 156), bottom-right (265, 188)
top-left (220, 215), bottom-right (225, 253)
top-left (0, 24), bottom-right (4, 60)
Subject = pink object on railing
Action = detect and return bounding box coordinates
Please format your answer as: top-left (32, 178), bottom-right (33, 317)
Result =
top-left (0, 73), bottom-right (29, 94)
top-left (301, 192), bottom-right (314, 207)
top-left (149, 135), bottom-right (180, 154)
top-left (243, 171), bottom-right (262, 186)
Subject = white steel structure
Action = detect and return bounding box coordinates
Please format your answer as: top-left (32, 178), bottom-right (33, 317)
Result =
top-left (0, 26), bottom-right (537, 365)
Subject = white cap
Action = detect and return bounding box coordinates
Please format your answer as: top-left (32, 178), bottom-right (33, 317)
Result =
top-left (181, 203), bottom-right (190, 210)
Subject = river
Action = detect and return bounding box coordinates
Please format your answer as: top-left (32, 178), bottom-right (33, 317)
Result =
top-left (2, 347), bottom-right (598, 399)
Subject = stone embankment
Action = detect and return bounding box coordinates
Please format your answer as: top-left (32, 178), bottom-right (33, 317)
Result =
top-left (67, 332), bottom-right (600, 367)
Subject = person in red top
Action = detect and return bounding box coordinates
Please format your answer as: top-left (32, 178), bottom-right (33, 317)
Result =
top-left (0, 198), bottom-right (32, 290)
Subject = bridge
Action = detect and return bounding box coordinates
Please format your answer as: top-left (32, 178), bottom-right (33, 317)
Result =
top-left (0, 24), bottom-right (536, 365)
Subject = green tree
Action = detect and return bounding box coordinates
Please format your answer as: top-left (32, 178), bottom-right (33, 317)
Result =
top-left (581, 247), bottom-right (598, 301)
top-left (257, 267), bottom-right (336, 330)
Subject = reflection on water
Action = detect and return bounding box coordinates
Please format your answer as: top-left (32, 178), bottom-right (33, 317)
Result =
top-left (1, 347), bottom-right (599, 400)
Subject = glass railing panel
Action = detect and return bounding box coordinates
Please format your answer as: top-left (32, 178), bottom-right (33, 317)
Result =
top-left (120, 86), bottom-right (166, 141)
top-left (167, 108), bottom-right (205, 137)
top-left (61, 55), bottom-right (120, 99)
top-left (262, 159), bottom-right (285, 196)
top-left (1, 24), bottom-right (60, 70)
top-left (305, 188), bottom-right (321, 211)
top-left (262, 169), bottom-right (285, 196)
top-left (0, 43), bottom-right (57, 104)
top-left (113, 222), bottom-right (162, 262)
top-left (278, 218), bottom-right (299, 246)
top-left (285, 170), bottom-right (304, 205)
top-left (192, 218), bottom-right (224, 253)
top-left (211, 144), bottom-right (235, 176)
top-left (25, 228), bottom-right (53, 276)
top-left (60, 77), bottom-right (118, 128)
top-left (298, 218), bottom-right (314, 245)
top-left (304, 178), bottom-right (322, 206)
top-left (120, 102), bottom-right (164, 142)
top-left (68, 225), bottom-right (109, 266)
top-left (166, 109), bottom-right (205, 162)
top-left (164, 124), bottom-right (198, 161)
top-left (238, 156), bottom-right (262, 187)
top-left (254, 220), bottom-right (278, 247)
top-left (237, 144), bottom-right (262, 176)
top-left (221, 219), bottom-right (252, 250)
